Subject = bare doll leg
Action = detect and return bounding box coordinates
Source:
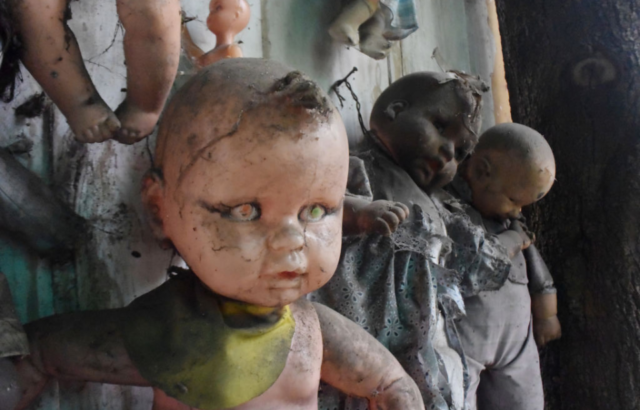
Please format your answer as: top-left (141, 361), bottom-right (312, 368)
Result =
top-left (115, 0), bottom-right (181, 144)
top-left (13, 0), bottom-right (120, 143)
top-left (328, 0), bottom-right (379, 46)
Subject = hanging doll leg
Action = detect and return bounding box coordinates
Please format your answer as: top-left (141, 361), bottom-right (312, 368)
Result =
top-left (114, 0), bottom-right (181, 144)
top-left (328, 0), bottom-right (379, 46)
top-left (12, 0), bottom-right (120, 142)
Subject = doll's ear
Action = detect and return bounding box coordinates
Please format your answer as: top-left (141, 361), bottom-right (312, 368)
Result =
top-left (472, 156), bottom-right (492, 182)
top-left (141, 169), bottom-right (172, 249)
top-left (383, 100), bottom-right (408, 120)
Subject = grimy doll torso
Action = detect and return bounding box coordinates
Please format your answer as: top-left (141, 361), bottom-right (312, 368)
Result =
top-left (151, 299), bottom-right (323, 410)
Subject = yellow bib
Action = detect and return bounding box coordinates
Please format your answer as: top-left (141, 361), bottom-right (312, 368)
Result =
top-left (120, 269), bottom-right (295, 409)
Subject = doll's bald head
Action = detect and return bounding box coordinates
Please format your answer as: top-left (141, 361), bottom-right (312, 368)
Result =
top-left (154, 58), bottom-right (334, 184)
top-left (463, 123), bottom-right (556, 220)
top-left (144, 59), bottom-right (349, 305)
top-left (369, 71), bottom-right (488, 190)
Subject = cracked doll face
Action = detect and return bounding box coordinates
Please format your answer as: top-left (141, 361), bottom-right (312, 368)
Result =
top-left (157, 109), bottom-right (348, 307)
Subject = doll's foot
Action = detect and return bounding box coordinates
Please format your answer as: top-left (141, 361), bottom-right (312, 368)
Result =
top-left (329, 22), bottom-right (361, 46)
top-left (114, 101), bottom-right (160, 145)
top-left (67, 101), bottom-right (121, 143)
top-left (328, 0), bottom-right (378, 46)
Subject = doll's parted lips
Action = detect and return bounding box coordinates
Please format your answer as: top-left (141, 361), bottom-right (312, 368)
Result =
top-left (278, 271), bottom-right (300, 280)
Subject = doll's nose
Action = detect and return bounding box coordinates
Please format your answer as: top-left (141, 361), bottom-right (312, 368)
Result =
top-left (439, 140), bottom-right (455, 163)
top-left (268, 221), bottom-right (305, 252)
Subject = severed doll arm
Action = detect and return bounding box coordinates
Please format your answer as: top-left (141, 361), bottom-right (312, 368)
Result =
top-left (15, 309), bottom-right (149, 409)
top-left (314, 302), bottom-right (424, 410)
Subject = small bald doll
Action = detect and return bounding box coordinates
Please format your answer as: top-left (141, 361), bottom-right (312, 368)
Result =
top-left (183, 0), bottom-right (250, 68)
top-left (448, 123), bottom-right (560, 410)
top-left (9, 0), bottom-right (181, 144)
top-left (13, 59), bottom-right (423, 410)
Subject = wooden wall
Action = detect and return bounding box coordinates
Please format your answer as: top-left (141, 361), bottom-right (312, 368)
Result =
top-left (0, 0), bottom-right (498, 408)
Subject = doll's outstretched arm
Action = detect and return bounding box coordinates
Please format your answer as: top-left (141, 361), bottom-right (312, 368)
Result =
top-left (15, 310), bottom-right (148, 409)
top-left (12, 0), bottom-right (120, 142)
top-left (314, 303), bottom-right (424, 410)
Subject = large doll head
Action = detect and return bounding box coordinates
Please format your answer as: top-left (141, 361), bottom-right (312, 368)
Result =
top-left (143, 59), bottom-right (349, 308)
top-left (370, 71), bottom-right (488, 190)
top-left (206, 0), bottom-right (251, 39)
top-left (462, 123), bottom-right (555, 221)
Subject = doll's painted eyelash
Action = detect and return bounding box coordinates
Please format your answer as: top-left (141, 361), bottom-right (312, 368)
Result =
top-left (199, 201), bottom-right (261, 222)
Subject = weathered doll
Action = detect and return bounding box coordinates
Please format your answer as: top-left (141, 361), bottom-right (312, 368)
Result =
top-left (447, 122), bottom-right (560, 410)
top-left (328, 0), bottom-right (418, 59)
top-left (9, 0), bottom-right (181, 144)
top-left (182, 0), bottom-right (250, 69)
top-left (311, 72), bottom-right (512, 410)
top-left (13, 58), bottom-right (424, 410)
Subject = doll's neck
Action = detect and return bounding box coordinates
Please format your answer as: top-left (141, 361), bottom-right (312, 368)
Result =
top-left (214, 31), bottom-right (236, 48)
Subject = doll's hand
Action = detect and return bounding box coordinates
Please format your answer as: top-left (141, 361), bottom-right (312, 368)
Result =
top-left (510, 220), bottom-right (533, 249)
top-left (533, 315), bottom-right (561, 347)
top-left (357, 200), bottom-right (410, 236)
top-left (368, 374), bottom-right (425, 410)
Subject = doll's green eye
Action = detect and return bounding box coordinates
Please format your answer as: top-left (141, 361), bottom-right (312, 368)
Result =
top-left (225, 203), bottom-right (260, 222)
top-left (300, 204), bottom-right (327, 222)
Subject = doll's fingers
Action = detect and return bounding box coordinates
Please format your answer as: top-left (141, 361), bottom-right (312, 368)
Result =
top-left (387, 206), bottom-right (406, 222)
top-left (372, 217), bottom-right (393, 236)
top-left (381, 211), bottom-right (401, 231)
top-left (389, 203), bottom-right (409, 220)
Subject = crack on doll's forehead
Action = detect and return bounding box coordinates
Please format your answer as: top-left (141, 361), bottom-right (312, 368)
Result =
top-left (176, 109), bottom-right (245, 187)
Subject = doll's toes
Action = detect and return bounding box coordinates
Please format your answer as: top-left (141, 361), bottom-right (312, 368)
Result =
top-left (329, 23), bottom-right (360, 46)
top-left (115, 128), bottom-right (142, 145)
top-left (96, 121), bottom-right (118, 142)
top-left (81, 125), bottom-right (101, 143)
